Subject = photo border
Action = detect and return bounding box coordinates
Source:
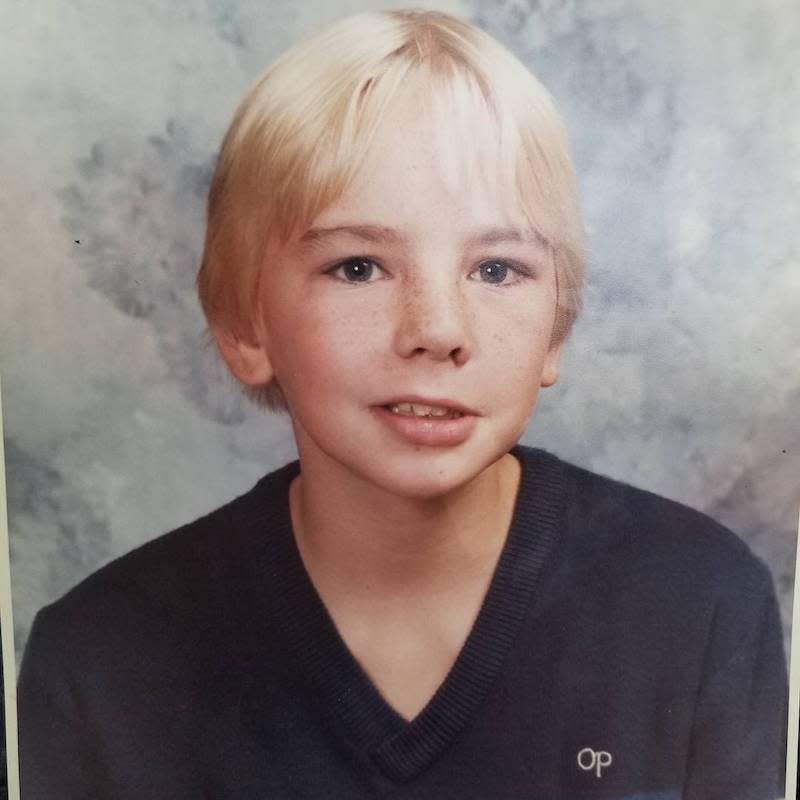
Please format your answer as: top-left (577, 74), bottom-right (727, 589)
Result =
top-left (0, 378), bottom-right (20, 800)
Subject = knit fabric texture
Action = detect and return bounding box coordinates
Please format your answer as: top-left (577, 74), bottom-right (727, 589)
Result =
top-left (18, 446), bottom-right (787, 799)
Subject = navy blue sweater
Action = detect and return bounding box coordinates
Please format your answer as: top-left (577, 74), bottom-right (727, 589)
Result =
top-left (18, 446), bottom-right (787, 798)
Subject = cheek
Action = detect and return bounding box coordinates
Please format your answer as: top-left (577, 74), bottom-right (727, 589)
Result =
top-left (482, 297), bottom-right (555, 366)
top-left (477, 303), bottom-right (556, 414)
top-left (273, 299), bottom-right (384, 391)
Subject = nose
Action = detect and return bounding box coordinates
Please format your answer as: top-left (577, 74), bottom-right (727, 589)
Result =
top-left (392, 270), bottom-right (473, 366)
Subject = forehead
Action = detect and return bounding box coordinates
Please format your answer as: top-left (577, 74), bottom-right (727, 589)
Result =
top-left (377, 80), bottom-right (507, 184)
top-left (297, 223), bottom-right (547, 260)
top-left (311, 81), bottom-right (528, 235)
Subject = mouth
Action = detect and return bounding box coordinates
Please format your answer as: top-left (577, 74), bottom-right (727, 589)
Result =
top-left (377, 397), bottom-right (478, 419)
top-left (384, 403), bottom-right (463, 419)
top-left (371, 397), bottom-right (479, 446)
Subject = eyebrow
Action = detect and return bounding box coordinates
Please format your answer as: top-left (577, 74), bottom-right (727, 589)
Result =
top-left (298, 224), bottom-right (546, 249)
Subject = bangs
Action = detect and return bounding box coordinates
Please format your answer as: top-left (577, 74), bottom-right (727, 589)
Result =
top-left (225, 19), bottom-right (572, 253)
top-left (416, 65), bottom-right (522, 226)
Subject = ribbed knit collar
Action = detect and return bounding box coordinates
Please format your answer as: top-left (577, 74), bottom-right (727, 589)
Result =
top-left (242, 445), bottom-right (566, 783)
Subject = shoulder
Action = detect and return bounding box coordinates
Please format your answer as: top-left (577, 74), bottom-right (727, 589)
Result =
top-left (26, 460), bottom-right (297, 664)
top-left (524, 448), bottom-right (785, 685)
top-left (523, 446), bottom-right (775, 602)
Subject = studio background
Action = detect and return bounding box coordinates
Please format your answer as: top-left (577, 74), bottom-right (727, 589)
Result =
top-left (1, 0), bottom-right (798, 662)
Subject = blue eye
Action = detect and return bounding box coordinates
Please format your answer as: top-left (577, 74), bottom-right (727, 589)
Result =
top-left (476, 260), bottom-right (528, 285)
top-left (479, 261), bottom-right (509, 283)
top-left (329, 258), bottom-right (378, 283)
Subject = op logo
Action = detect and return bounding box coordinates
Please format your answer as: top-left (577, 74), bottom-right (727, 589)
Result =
top-left (577, 746), bottom-right (613, 778)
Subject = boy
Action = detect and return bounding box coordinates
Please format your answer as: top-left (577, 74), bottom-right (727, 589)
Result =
top-left (19, 9), bottom-right (787, 799)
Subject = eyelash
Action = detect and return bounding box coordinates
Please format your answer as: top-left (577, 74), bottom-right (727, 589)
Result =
top-left (324, 257), bottom-right (534, 287)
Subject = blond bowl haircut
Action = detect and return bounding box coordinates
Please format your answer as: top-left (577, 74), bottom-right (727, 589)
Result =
top-left (197, 8), bottom-right (586, 413)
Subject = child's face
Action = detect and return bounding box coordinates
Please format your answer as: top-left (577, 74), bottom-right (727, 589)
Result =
top-left (240, 86), bottom-right (561, 499)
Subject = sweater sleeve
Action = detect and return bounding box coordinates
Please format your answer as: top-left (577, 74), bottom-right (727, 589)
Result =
top-left (18, 606), bottom-right (105, 800)
top-left (683, 557), bottom-right (787, 800)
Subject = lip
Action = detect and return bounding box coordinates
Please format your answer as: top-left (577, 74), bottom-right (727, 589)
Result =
top-left (375, 396), bottom-right (481, 416)
top-left (372, 404), bottom-right (479, 447)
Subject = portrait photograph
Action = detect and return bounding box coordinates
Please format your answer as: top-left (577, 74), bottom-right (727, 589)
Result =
top-left (1, 1), bottom-right (798, 798)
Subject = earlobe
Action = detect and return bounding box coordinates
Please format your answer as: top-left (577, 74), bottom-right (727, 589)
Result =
top-left (212, 325), bottom-right (274, 387)
top-left (540, 343), bottom-right (562, 388)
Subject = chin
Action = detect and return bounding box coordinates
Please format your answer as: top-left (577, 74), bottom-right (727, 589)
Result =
top-left (361, 447), bottom-right (500, 501)
top-left (373, 475), bottom-right (467, 502)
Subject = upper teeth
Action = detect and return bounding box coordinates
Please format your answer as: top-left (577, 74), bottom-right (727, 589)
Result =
top-left (389, 403), bottom-right (462, 418)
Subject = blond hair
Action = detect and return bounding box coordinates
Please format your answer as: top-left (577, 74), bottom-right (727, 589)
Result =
top-left (197, 8), bottom-right (586, 412)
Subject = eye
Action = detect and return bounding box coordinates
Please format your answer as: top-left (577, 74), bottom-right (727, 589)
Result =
top-left (472, 260), bottom-right (530, 286)
top-left (326, 257), bottom-right (382, 284)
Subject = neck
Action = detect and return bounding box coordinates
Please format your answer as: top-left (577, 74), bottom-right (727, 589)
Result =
top-left (289, 451), bottom-right (521, 598)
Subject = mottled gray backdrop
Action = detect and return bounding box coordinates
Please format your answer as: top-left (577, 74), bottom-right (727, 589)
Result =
top-left (2, 0), bottom-right (798, 663)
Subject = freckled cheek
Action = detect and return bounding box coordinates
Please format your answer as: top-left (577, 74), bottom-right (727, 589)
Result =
top-left (484, 307), bottom-right (555, 398)
top-left (484, 301), bottom-right (553, 353)
top-left (281, 305), bottom-right (384, 388)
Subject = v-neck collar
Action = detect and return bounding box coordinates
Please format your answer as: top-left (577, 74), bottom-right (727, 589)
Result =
top-left (243, 445), bottom-right (566, 783)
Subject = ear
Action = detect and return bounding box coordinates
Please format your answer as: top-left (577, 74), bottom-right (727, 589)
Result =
top-left (212, 324), bottom-right (274, 387)
top-left (540, 342), bottom-right (562, 388)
